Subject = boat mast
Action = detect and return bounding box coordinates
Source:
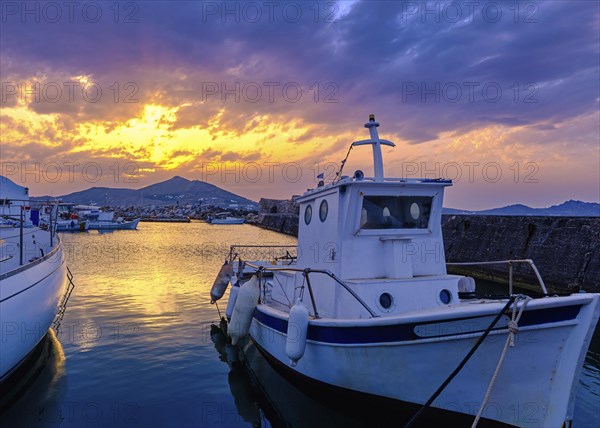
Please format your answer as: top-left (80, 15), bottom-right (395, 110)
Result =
top-left (365, 115), bottom-right (383, 181)
top-left (352, 115), bottom-right (395, 182)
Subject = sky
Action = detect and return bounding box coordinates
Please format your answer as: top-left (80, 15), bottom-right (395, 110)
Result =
top-left (0, 0), bottom-right (598, 210)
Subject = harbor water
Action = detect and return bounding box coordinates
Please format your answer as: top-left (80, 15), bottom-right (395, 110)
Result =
top-left (0, 222), bottom-right (598, 427)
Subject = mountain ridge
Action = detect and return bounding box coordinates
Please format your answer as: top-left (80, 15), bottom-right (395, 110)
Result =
top-left (32, 176), bottom-right (258, 209)
top-left (443, 200), bottom-right (599, 216)
top-left (31, 177), bottom-right (599, 216)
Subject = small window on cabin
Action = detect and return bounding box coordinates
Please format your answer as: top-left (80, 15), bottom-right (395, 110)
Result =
top-left (304, 205), bottom-right (312, 225)
top-left (360, 196), bottom-right (433, 229)
top-left (319, 200), bottom-right (328, 222)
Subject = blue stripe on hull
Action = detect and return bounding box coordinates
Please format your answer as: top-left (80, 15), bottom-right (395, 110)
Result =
top-left (253, 304), bottom-right (582, 344)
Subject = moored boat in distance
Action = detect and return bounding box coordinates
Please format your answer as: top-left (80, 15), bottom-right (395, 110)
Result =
top-left (37, 202), bottom-right (89, 232)
top-left (54, 219), bottom-right (90, 232)
top-left (88, 217), bottom-right (140, 230)
top-left (209, 212), bottom-right (245, 224)
top-left (76, 205), bottom-right (140, 230)
top-left (0, 176), bottom-right (68, 383)
top-left (212, 116), bottom-right (600, 427)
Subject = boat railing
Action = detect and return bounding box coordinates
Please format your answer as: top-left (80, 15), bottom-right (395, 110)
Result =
top-left (446, 259), bottom-right (548, 295)
top-left (241, 260), bottom-right (380, 319)
top-left (1, 199), bottom-right (60, 265)
top-left (228, 244), bottom-right (298, 265)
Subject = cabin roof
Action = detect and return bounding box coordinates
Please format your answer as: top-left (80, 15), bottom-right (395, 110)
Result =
top-left (296, 177), bottom-right (452, 203)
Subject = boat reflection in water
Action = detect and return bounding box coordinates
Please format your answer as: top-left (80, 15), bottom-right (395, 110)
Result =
top-left (210, 322), bottom-right (509, 428)
top-left (0, 329), bottom-right (67, 428)
top-left (210, 323), bottom-right (264, 425)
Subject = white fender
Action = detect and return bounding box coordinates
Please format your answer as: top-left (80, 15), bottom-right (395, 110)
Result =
top-left (228, 275), bottom-right (260, 345)
top-left (210, 261), bottom-right (233, 304)
top-left (285, 299), bottom-right (309, 366)
top-left (225, 274), bottom-right (240, 320)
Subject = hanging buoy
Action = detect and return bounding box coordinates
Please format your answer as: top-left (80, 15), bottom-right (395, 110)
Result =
top-left (225, 274), bottom-right (240, 320)
top-left (228, 275), bottom-right (260, 345)
top-left (285, 299), bottom-right (309, 367)
top-left (210, 261), bottom-right (234, 304)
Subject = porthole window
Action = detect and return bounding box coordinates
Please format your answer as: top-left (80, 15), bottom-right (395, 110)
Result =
top-left (379, 292), bottom-right (393, 310)
top-left (319, 200), bottom-right (328, 222)
top-left (439, 289), bottom-right (452, 304)
top-left (304, 205), bottom-right (312, 225)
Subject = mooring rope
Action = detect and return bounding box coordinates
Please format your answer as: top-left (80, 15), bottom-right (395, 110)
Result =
top-left (471, 294), bottom-right (532, 427)
top-left (404, 296), bottom-right (517, 428)
top-left (215, 300), bottom-right (222, 320)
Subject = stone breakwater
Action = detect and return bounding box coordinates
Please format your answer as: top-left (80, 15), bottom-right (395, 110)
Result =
top-left (249, 198), bottom-right (599, 293)
top-left (442, 215), bottom-right (599, 293)
top-left (247, 198), bottom-right (299, 236)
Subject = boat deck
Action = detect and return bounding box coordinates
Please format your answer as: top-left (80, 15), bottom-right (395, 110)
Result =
top-left (0, 226), bottom-right (55, 277)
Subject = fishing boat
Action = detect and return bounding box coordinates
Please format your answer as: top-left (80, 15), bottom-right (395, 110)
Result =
top-left (87, 216), bottom-right (140, 230)
top-left (209, 212), bottom-right (245, 225)
top-left (211, 116), bottom-right (600, 427)
top-left (54, 218), bottom-right (90, 232)
top-left (76, 206), bottom-right (140, 230)
top-left (0, 176), bottom-right (69, 383)
top-left (37, 203), bottom-right (89, 232)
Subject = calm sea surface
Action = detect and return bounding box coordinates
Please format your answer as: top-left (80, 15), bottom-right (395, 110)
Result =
top-left (0, 222), bottom-right (598, 427)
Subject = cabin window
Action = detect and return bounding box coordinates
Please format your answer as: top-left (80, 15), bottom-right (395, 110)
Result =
top-left (319, 200), bottom-right (328, 222)
top-left (304, 205), bottom-right (312, 225)
top-left (360, 196), bottom-right (433, 229)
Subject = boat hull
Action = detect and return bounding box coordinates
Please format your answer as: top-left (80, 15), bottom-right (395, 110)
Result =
top-left (248, 295), bottom-right (600, 427)
top-left (55, 219), bottom-right (89, 232)
top-left (211, 218), bottom-right (245, 224)
top-left (0, 243), bottom-right (67, 381)
top-left (88, 218), bottom-right (140, 230)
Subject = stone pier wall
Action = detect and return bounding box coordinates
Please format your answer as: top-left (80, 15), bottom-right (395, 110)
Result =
top-left (248, 198), bottom-right (299, 236)
top-left (442, 215), bottom-right (599, 293)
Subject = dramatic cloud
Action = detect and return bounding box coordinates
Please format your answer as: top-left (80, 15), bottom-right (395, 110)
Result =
top-left (1, 1), bottom-right (598, 208)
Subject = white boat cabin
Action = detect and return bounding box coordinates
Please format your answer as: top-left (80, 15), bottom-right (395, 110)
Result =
top-left (269, 116), bottom-right (461, 319)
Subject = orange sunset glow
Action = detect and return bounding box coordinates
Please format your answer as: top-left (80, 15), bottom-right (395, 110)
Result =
top-left (1, 1), bottom-right (598, 210)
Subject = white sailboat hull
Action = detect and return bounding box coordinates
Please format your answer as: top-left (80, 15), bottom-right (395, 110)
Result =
top-left (249, 294), bottom-right (600, 427)
top-left (0, 243), bottom-right (67, 381)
